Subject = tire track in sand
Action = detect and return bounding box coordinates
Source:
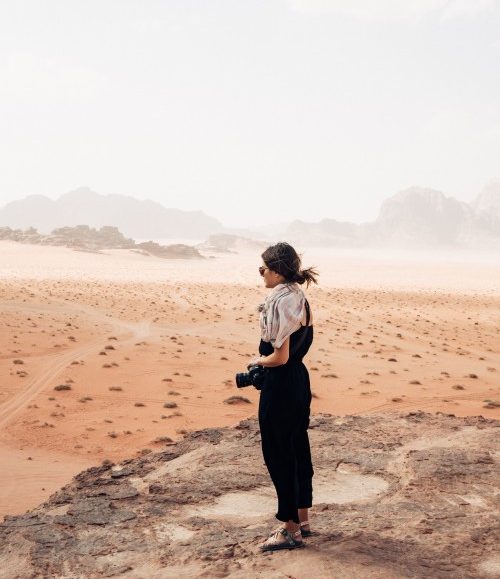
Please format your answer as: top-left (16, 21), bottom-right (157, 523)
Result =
top-left (0, 303), bottom-right (151, 429)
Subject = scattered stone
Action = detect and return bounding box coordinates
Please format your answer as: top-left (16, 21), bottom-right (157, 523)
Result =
top-left (54, 384), bottom-right (72, 391)
top-left (223, 396), bottom-right (252, 405)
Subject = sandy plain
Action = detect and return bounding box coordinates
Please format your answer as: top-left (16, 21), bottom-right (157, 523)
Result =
top-left (0, 240), bottom-right (499, 520)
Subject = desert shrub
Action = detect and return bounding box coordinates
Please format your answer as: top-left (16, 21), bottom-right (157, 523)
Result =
top-left (54, 384), bottom-right (71, 391)
top-left (223, 396), bottom-right (251, 405)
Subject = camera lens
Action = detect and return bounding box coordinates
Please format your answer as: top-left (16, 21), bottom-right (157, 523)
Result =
top-left (235, 372), bottom-right (252, 388)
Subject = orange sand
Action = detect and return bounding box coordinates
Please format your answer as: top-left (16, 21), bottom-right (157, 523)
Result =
top-left (0, 241), bottom-right (499, 519)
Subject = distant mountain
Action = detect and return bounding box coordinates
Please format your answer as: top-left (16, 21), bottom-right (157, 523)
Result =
top-left (2, 183), bottom-right (500, 249)
top-left (0, 187), bottom-right (224, 239)
top-left (284, 218), bottom-right (362, 247)
top-left (472, 180), bottom-right (500, 218)
top-left (371, 187), bottom-right (476, 246)
top-left (284, 185), bottom-right (500, 249)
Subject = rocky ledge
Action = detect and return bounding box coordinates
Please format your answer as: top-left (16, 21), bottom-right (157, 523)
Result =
top-left (0, 412), bottom-right (498, 579)
top-left (0, 225), bottom-right (203, 259)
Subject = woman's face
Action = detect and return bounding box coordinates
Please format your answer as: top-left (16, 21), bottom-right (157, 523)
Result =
top-left (260, 262), bottom-right (285, 289)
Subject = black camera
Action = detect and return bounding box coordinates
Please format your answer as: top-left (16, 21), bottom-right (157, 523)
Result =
top-left (235, 365), bottom-right (266, 390)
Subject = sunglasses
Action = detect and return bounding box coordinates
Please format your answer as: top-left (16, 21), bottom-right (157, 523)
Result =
top-left (259, 266), bottom-right (269, 276)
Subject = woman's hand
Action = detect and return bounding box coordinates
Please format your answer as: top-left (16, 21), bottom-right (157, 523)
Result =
top-left (248, 356), bottom-right (263, 369)
top-left (248, 337), bottom-right (290, 369)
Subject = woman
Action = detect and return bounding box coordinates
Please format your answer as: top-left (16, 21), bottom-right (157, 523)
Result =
top-left (248, 242), bottom-right (318, 552)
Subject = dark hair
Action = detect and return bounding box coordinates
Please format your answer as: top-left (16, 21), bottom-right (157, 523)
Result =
top-left (261, 242), bottom-right (319, 287)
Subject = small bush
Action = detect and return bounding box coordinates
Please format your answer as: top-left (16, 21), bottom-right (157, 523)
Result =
top-left (223, 396), bottom-right (252, 405)
top-left (153, 436), bottom-right (174, 444)
top-left (78, 396), bottom-right (93, 403)
top-left (54, 384), bottom-right (72, 391)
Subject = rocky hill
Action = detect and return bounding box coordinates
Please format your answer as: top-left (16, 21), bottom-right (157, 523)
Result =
top-left (0, 225), bottom-right (203, 259)
top-left (1, 412), bottom-right (498, 578)
top-left (472, 181), bottom-right (500, 219)
top-left (0, 187), bottom-right (223, 239)
top-left (471, 181), bottom-right (500, 237)
top-left (284, 185), bottom-right (500, 249)
top-left (2, 184), bottom-right (500, 249)
top-left (285, 218), bottom-right (362, 248)
top-left (372, 187), bottom-right (477, 247)
top-left (198, 233), bottom-right (268, 253)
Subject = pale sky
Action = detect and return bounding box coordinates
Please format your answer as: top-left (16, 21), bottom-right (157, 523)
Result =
top-left (0, 0), bottom-right (499, 228)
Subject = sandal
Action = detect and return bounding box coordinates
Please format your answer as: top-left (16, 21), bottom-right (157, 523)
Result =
top-left (300, 520), bottom-right (312, 537)
top-left (268, 521), bottom-right (312, 538)
top-left (261, 528), bottom-right (304, 552)
top-left (268, 524), bottom-right (286, 537)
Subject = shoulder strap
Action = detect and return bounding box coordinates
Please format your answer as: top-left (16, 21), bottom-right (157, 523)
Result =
top-left (288, 299), bottom-right (311, 357)
top-left (304, 299), bottom-right (310, 326)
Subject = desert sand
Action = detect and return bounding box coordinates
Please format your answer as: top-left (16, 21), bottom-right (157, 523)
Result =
top-left (0, 239), bottom-right (499, 576)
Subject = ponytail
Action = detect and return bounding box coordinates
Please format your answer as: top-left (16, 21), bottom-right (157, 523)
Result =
top-left (293, 267), bottom-right (319, 288)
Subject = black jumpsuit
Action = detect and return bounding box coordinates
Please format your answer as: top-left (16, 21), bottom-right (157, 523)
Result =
top-left (258, 300), bottom-right (314, 524)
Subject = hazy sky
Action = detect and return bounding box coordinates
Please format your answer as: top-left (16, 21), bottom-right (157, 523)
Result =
top-left (0, 0), bottom-right (499, 228)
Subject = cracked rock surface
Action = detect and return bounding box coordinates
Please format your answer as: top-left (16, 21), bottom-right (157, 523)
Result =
top-left (1, 412), bottom-right (498, 578)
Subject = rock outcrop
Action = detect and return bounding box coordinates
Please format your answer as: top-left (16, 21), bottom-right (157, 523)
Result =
top-left (1, 412), bottom-right (498, 578)
top-left (282, 186), bottom-right (500, 249)
top-left (472, 181), bottom-right (500, 219)
top-left (0, 225), bottom-right (203, 259)
top-left (0, 225), bottom-right (135, 250)
top-left (372, 187), bottom-right (476, 247)
top-left (285, 218), bottom-right (362, 247)
top-left (135, 241), bottom-right (203, 259)
top-left (199, 234), bottom-right (268, 253)
top-left (471, 181), bottom-right (500, 238)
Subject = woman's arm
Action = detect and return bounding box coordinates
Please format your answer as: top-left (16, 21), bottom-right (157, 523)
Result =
top-left (250, 337), bottom-right (290, 368)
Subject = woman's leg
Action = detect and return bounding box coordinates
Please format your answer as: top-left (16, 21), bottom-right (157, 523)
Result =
top-left (294, 410), bottom-right (314, 515)
top-left (259, 414), bottom-right (301, 525)
top-left (298, 508), bottom-right (309, 523)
